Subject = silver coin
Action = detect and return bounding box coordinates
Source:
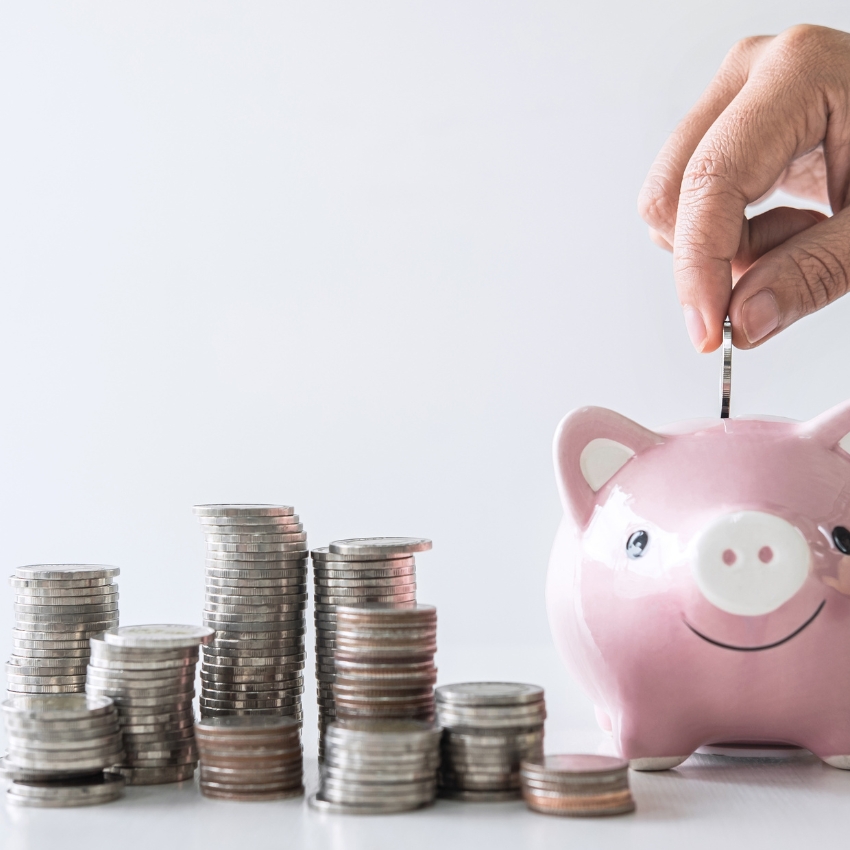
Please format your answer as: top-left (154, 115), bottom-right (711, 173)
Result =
top-left (205, 567), bottom-right (308, 581)
top-left (204, 623), bottom-right (305, 636)
top-left (206, 577), bottom-right (307, 591)
top-left (720, 316), bottom-right (732, 419)
top-left (2, 693), bottom-right (114, 719)
top-left (206, 584), bottom-right (307, 596)
top-left (13, 620), bottom-right (117, 633)
top-left (208, 628), bottom-right (305, 641)
top-left (205, 549), bottom-right (309, 562)
top-left (193, 504), bottom-right (295, 517)
top-left (7, 773), bottom-right (125, 807)
top-left (204, 530), bottom-right (304, 543)
top-left (436, 683), bottom-right (545, 707)
top-left (308, 791), bottom-right (432, 815)
top-left (311, 547), bottom-right (417, 563)
top-left (14, 608), bottom-right (118, 623)
top-left (14, 605), bottom-right (118, 619)
top-left (112, 764), bottom-right (195, 785)
top-left (8, 732), bottom-right (123, 753)
top-left (206, 538), bottom-right (307, 552)
top-left (438, 787), bottom-right (521, 802)
top-left (205, 596), bottom-right (308, 611)
top-left (203, 658), bottom-right (304, 674)
top-left (205, 648), bottom-right (304, 661)
top-left (200, 696), bottom-right (302, 710)
top-left (90, 635), bottom-right (199, 658)
top-left (15, 565), bottom-right (120, 580)
top-left (103, 624), bottom-right (214, 649)
top-left (6, 672), bottom-right (88, 685)
top-left (9, 576), bottom-right (115, 589)
top-left (329, 538), bottom-right (432, 556)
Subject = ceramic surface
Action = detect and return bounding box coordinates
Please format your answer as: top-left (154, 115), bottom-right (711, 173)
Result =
top-left (548, 401), bottom-right (850, 770)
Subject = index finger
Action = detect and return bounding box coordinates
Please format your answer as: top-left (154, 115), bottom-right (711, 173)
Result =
top-left (673, 56), bottom-right (823, 351)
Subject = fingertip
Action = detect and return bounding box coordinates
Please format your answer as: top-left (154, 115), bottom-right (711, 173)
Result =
top-left (683, 305), bottom-right (708, 352)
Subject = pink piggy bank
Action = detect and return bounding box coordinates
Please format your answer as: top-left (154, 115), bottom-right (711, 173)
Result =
top-left (547, 401), bottom-right (850, 770)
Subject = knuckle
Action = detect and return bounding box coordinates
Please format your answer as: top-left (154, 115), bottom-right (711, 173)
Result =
top-left (786, 242), bottom-right (850, 314)
top-left (681, 148), bottom-right (736, 196)
top-left (637, 177), bottom-right (676, 230)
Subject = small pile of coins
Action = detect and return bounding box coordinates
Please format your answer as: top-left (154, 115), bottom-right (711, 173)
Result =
top-left (195, 505), bottom-right (308, 719)
top-left (195, 715), bottom-right (304, 801)
top-left (313, 537), bottom-right (430, 758)
top-left (436, 683), bottom-right (546, 801)
top-left (1, 693), bottom-right (125, 807)
top-left (86, 625), bottom-right (212, 785)
top-left (334, 604), bottom-right (437, 723)
top-left (6, 565), bottom-right (119, 697)
top-left (310, 719), bottom-right (441, 814)
top-left (520, 755), bottom-right (635, 816)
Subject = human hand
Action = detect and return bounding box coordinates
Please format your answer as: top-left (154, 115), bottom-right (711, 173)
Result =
top-left (639, 25), bottom-right (850, 352)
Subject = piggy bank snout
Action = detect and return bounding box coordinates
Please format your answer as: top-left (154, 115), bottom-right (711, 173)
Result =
top-left (692, 511), bottom-right (811, 616)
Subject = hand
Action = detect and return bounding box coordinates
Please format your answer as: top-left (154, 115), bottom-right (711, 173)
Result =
top-left (638, 25), bottom-right (850, 353)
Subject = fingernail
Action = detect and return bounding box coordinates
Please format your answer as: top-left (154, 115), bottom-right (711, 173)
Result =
top-left (742, 290), bottom-right (780, 344)
top-left (683, 306), bottom-right (707, 352)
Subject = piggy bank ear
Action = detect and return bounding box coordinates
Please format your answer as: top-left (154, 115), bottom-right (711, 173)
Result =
top-left (801, 399), bottom-right (850, 455)
top-left (554, 406), bottom-right (664, 526)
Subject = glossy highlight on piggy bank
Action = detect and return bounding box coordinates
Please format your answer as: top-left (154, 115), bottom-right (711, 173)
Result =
top-left (547, 401), bottom-right (850, 770)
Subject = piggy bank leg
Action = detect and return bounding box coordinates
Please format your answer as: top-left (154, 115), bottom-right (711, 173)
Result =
top-left (616, 714), bottom-right (692, 771)
top-left (630, 755), bottom-right (690, 771)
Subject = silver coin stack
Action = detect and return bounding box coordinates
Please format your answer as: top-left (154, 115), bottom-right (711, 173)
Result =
top-left (6, 565), bottom-right (119, 697)
top-left (85, 625), bottom-right (213, 785)
top-left (195, 504), bottom-right (308, 719)
top-left (334, 604), bottom-right (437, 723)
top-left (313, 537), bottom-right (430, 758)
top-left (309, 719), bottom-right (441, 815)
top-left (195, 715), bottom-right (304, 801)
top-left (436, 682), bottom-right (546, 801)
top-left (1, 693), bottom-right (125, 807)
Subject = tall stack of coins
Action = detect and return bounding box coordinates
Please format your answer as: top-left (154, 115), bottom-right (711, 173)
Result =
top-left (1, 694), bottom-right (125, 807)
top-left (85, 625), bottom-right (212, 785)
top-left (6, 565), bottom-right (119, 697)
top-left (436, 682), bottom-right (546, 801)
top-left (333, 604), bottom-right (437, 723)
top-left (194, 505), bottom-right (308, 719)
top-left (520, 755), bottom-right (635, 816)
top-left (313, 537), bottom-right (430, 758)
top-left (309, 719), bottom-right (441, 815)
top-left (195, 715), bottom-right (303, 801)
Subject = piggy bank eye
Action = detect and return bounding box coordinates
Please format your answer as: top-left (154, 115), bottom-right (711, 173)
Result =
top-left (626, 530), bottom-right (649, 559)
top-left (833, 526), bottom-right (850, 555)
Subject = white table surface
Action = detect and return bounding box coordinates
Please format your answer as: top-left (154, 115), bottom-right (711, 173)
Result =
top-left (3, 644), bottom-right (850, 850)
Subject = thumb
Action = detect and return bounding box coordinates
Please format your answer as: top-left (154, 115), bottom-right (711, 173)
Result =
top-left (729, 207), bottom-right (850, 348)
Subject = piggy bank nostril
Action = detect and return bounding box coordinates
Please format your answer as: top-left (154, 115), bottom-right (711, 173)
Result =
top-left (722, 549), bottom-right (737, 566)
top-left (759, 546), bottom-right (774, 564)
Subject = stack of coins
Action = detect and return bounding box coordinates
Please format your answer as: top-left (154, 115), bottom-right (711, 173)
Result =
top-left (309, 719), bottom-right (441, 814)
top-left (1, 693), bottom-right (125, 807)
top-left (436, 682), bottom-right (546, 801)
top-left (313, 537), bottom-right (430, 758)
top-left (520, 755), bottom-right (635, 816)
top-left (194, 504), bottom-right (308, 719)
top-left (6, 565), bottom-right (119, 697)
top-left (85, 625), bottom-right (213, 785)
top-left (333, 604), bottom-right (437, 724)
top-left (195, 715), bottom-right (304, 801)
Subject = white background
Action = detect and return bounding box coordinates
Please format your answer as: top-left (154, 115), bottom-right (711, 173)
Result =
top-left (3, 3), bottom-right (850, 847)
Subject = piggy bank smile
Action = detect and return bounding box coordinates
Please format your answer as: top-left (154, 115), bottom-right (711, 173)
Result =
top-left (547, 402), bottom-right (850, 771)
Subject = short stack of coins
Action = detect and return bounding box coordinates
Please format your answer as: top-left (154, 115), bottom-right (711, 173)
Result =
top-left (194, 504), bottom-right (308, 719)
top-left (520, 754), bottom-right (635, 816)
top-left (1, 693), bottom-right (125, 807)
top-left (85, 625), bottom-right (213, 785)
top-left (309, 719), bottom-right (441, 814)
top-left (313, 537), bottom-right (431, 759)
top-left (436, 682), bottom-right (546, 801)
top-left (333, 604), bottom-right (437, 724)
top-left (6, 565), bottom-right (119, 697)
top-left (195, 715), bottom-right (303, 801)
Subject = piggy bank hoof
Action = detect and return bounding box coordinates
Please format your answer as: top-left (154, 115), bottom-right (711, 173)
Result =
top-left (822, 755), bottom-right (850, 770)
top-left (629, 756), bottom-right (689, 771)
